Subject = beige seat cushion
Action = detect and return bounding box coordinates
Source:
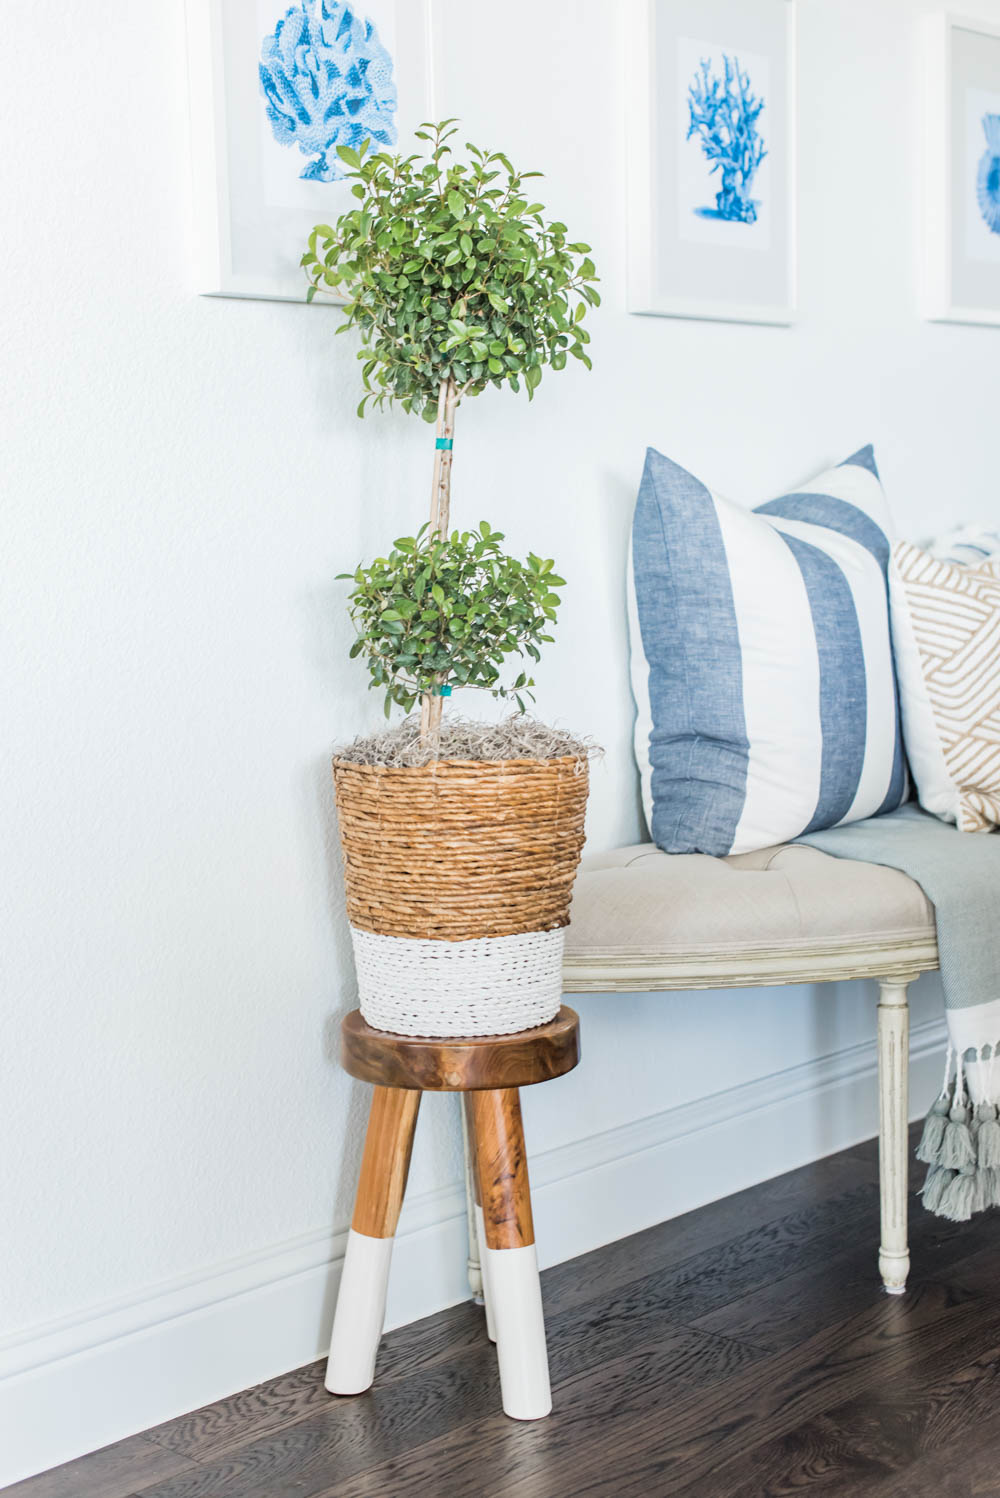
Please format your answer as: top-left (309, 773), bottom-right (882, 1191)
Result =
top-left (564, 843), bottom-right (937, 990)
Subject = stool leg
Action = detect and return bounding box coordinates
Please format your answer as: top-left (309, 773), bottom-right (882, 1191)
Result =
top-left (326, 1087), bottom-right (421, 1395)
top-left (463, 1097), bottom-right (496, 1342)
top-left (471, 1088), bottom-right (551, 1421)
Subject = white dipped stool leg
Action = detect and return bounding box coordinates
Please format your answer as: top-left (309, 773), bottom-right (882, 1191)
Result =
top-left (325, 1087), bottom-right (421, 1395)
top-left (326, 1230), bottom-right (394, 1393)
top-left (471, 1087), bottom-right (551, 1421)
top-left (484, 1243), bottom-right (550, 1418)
top-left (877, 979), bottom-right (911, 1295)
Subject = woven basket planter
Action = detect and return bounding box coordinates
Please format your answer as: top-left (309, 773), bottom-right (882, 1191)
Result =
top-left (334, 754), bottom-right (589, 1037)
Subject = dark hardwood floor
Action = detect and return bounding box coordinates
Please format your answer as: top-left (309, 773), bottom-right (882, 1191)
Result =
top-left (12, 1126), bottom-right (1000, 1498)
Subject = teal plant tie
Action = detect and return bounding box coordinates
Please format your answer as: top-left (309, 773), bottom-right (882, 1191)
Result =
top-left (436, 684), bottom-right (452, 697)
top-left (435, 437), bottom-right (454, 450)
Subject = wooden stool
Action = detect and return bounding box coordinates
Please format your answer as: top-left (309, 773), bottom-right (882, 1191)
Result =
top-left (325, 1006), bottom-right (580, 1421)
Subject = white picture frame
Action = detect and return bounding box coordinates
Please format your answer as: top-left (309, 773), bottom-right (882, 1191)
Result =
top-left (922, 12), bottom-right (1000, 325)
top-left (185, 0), bottom-right (437, 302)
top-left (626, 0), bottom-right (796, 326)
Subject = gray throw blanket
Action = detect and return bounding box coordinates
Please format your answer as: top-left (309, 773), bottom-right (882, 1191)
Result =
top-left (800, 803), bottom-right (1000, 1221)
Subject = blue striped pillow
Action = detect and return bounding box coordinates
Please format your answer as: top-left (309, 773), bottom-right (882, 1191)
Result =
top-left (628, 445), bottom-right (907, 856)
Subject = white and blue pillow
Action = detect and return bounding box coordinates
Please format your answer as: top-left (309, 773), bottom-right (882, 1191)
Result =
top-left (928, 525), bottom-right (1000, 567)
top-left (628, 445), bottom-right (908, 856)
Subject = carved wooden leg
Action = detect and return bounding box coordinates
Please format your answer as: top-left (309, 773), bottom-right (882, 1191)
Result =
top-left (471, 1088), bottom-right (551, 1420)
top-left (326, 1087), bottom-right (421, 1394)
top-left (463, 1096), bottom-right (495, 1341)
top-left (877, 979), bottom-right (910, 1295)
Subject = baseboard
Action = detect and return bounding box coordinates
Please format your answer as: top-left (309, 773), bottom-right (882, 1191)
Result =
top-left (0, 1017), bottom-right (946, 1487)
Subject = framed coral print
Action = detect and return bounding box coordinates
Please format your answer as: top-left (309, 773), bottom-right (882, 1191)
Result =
top-left (626, 0), bottom-right (796, 325)
top-left (185, 0), bottom-right (436, 301)
top-left (923, 13), bottom-right (1000, 325)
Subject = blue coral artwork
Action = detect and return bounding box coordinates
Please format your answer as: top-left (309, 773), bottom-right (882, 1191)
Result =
top-left (259, 0), bottom-right (398, 183)
top-left (976, 113), bottom-right (1000, 233)
top-left (686, 54), bottom-right (767, 224)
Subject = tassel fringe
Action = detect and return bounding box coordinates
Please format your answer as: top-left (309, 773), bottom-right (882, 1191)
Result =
top-left (918, 1043), bottom-right (1000, 1219)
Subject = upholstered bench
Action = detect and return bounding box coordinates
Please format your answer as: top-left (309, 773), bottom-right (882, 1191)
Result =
top-left (560, 841), bottom-right (940, 1293)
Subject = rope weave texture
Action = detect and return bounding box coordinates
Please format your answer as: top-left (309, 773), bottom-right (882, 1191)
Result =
top-left (334, 756), bottom-right (589, 941)
top-left (351, 926), bottom-right (565, 1036)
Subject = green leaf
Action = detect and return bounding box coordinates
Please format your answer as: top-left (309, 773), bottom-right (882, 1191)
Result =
top-left (313, 124), bottom-right (597, 429)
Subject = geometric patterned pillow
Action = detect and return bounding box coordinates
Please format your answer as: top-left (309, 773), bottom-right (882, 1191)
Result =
top-left (889, 540), bottom-right (1000, 831)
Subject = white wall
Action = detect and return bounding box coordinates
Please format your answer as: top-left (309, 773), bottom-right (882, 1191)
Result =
top-left (2, 0), bottom-right (996, 1482)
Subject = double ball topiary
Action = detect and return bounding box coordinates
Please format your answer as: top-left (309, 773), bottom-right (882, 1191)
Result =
top-left (307, 121), bottom-right (598, 734)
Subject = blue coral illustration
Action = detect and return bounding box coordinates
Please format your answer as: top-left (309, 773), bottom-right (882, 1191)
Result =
top-left (977, 113), bottom-right (1000, 234)
top-left (687, 55), bottom-right (766, 224)
top-left (259, 1), bottom-right (397, 182)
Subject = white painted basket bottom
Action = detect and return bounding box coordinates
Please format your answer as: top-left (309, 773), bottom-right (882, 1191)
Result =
top-left (349, 926), bottom-right (565, 1037)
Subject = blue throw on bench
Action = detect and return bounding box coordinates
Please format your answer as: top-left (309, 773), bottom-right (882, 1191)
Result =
top-left (801, 804), bottom-right (1000, 1221)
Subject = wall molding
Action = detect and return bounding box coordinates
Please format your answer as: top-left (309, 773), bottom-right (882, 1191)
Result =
top-left (0, 1017), bottom-right (946, 1487)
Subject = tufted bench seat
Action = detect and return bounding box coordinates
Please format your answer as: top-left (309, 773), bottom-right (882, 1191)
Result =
top-left (562, 843), bottom-right (938, 992)
top-left (560, 841), bottom-right (941, 1294)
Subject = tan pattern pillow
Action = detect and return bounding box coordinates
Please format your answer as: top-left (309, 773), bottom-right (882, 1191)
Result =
top-left (889, 541), bottom-right (1000, 832)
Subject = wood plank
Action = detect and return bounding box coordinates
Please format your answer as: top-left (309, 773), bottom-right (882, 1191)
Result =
top-left (3, 1436), bottom-right (195, 1498)
top-left (717, 1338), bottom-right (1000, 1498)
top-left (130, 1338), bottom-right (506, 1498)
top-left (304, 1326), bottom-right (766, 1498)
top-left (145, 1363), bottom-right (331, 1463)
top-left (146, 1306), bottom-right (493, 1465)
top-left (496, 1281), bottom-right (985, 1498)
top-left (693, 1189), bottom-right (1000, 1353)
top-left (132, 1292), bottom-right (762, 1498)
top-left (866, 1428), bottom-right (1000, 1498)
top-left (552, 1182), bottom-right (881, 1342)
top-left (540, 1151), bottom-right (878, 1319)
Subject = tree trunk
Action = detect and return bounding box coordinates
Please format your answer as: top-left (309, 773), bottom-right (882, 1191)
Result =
top-left (419, 376), bottom-right (458, 746)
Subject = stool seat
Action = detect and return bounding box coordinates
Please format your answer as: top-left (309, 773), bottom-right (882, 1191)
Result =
top-left (326, 1008), bottom-right (580, 1422)
top-left (341, 1005), bottom-right (580, 1090)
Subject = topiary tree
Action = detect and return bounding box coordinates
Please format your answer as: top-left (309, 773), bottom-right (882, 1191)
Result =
top-left (305, 120), bottom-right (599, 739)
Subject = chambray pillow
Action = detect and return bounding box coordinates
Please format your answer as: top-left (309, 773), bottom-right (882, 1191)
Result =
top-left (628, 445), bottom-right (907, 856)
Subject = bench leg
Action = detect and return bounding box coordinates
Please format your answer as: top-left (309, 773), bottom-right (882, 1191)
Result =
top-left (877, 979), bottom-right (910, 1295)
top-left (470, 1088), bottom-right (551, 1420)
top-left (326, 1087), bottom-right (421, 1395)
